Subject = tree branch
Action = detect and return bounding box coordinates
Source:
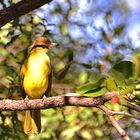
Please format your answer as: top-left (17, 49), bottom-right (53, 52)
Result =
top-left (123, 102), bottom-right (140, 112)
top-left (0, 92), bottom-right (118, 111)
top-left (0, 0), bottom-right (53, 28)
top-left (0, 92), bottom-right (137, 139)
top-left (99, 105), bottom-right (131, 140)
top-left (111, 111), bottom-right (140, 120)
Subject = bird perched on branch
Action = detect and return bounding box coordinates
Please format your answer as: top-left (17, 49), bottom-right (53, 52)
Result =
top-left (20, 37), bottom-right (56, 134)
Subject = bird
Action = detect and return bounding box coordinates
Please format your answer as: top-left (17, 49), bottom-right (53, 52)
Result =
top-left (20, 37), bottom-right (55, 134)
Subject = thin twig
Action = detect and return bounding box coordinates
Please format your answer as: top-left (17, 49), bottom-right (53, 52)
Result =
top-left (111, 111), bottom-right (140, 120)
top-left (99, 105), bottom-right (131, 140)
top-left (123, 102), bottom-right (140, 112)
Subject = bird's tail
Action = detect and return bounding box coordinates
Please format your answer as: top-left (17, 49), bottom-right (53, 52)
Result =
top-left (24, 110), bottom-right (41, 134)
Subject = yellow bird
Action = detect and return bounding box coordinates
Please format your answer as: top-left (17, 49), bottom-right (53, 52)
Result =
top-left (20, 37), bottom-right (55, 134)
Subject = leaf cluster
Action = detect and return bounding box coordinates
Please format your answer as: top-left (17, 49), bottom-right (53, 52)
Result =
top-left (77, 61), bottom-right (140, 104)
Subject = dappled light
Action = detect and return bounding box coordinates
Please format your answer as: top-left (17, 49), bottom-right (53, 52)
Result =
top-left (0, 0), bottom-right (140, 139)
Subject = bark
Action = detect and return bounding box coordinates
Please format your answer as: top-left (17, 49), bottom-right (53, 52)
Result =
top-left (0, 92), bottom-right (118, 111)
top-left (0, 0), bottom-right (53, 28)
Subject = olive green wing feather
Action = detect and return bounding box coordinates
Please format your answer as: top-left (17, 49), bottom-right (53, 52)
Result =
top-left (19, 60), bottom-right (27, 98)
top-left (44, 70), bottom-right (52, 97)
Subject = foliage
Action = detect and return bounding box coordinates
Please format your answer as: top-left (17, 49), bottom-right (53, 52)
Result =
top-left (0, 0), bottom-right (140, 140)
top-left (77, 61), bottom-right (139, 101)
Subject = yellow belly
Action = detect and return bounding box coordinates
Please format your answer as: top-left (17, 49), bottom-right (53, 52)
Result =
top-left (23, 52), bottom-right (51, 99)
top-left (23, 74), bottom-right (49, 99)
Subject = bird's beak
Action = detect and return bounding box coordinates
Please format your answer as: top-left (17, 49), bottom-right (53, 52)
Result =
top-left (50, 43), bottom-right (58, 48)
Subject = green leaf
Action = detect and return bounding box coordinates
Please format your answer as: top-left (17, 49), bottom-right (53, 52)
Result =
top-left (120, 85), bottom-right (135, 95)
top-left (101, 28), bottom-right (112, 43)
top-left (133, 92), bottom-right (140, 100)
top-left (55, 50), bottom-right (73, 80)
top-left (105, 78), bottom-right (118, 91)
top-left (94, 128), bottom-right (103, 137)
top-left (105, 11), bottom-right (111, 23)
top-left (80, 63), bottom-right (92, 69)
top-left (132, 83), bottom-right (140, 100)
top-left (55, 62), bottom-right (71, 80)
top-left (108, 61), bottom-right (136, 88)
top-left (89, 73), bottom-right (106, 82)
top-left (83, 87), bottom-right (107, 97)
top-left (125, 78), bottom-right (137, 85)
top-left (108, 69), bottom-right (126, 87)
top-left (114, 25), bottom-right (125, 36)
top-left (111, 61), bottom-right (136, 79)
top-left (76, 78), bottom-right (105, 94)
top-left (60, 24), bottom-right (68, 35)
top-left (79, 71), bottom-right (88, 84)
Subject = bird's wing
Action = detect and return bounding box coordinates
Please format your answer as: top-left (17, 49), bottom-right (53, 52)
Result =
top-left (44, 70), bottom-right (52, 97)
top-left (20, 60), bottom-right (27, 98)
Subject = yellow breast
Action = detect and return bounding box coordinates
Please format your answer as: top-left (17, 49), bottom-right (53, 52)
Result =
top-left (23, 51), bottom-right (51, 99)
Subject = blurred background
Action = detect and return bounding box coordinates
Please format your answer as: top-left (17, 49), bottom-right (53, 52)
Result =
top-left (0, 0), bottom-right (140, 139)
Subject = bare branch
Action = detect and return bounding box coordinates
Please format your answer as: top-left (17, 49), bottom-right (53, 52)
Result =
top-left (101, 91), bottom-right (119, 102)
top-left (99, 105), bottom-right (131, 140)
top-left (0, 0), bottom-right (53, 28)
top-left (123, 102), bottom-right (140, 112)
top-left (0, 91), bottom-right (137, 139)
top-left (111, 111), bottom-right (140, 120)
top-left (0, 92), bottom-right (118, 111)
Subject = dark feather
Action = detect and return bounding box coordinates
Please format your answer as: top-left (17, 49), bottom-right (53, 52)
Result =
top-left (44, 70), bottom-right (52, 97)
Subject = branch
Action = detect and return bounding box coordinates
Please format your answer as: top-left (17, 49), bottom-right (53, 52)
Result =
top-left (0, 92), bottom-right (118, 111)
top-left (123, 102), bottom-right (140, 112)
top-left (0, 0), bottom-right (53, 28)
top-left (99, 105), bottom-right (131, 140)
top-left (111, 111), bottom-right (140, 120)
top-left (0, 91), bottom-right (137, 139)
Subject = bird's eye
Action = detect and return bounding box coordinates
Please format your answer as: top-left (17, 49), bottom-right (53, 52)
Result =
top-left (40, 45), bottom-right (48, 48)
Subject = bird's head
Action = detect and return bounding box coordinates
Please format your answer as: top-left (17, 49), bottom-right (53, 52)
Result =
top-left (31, 37), bottom-right (57, 53)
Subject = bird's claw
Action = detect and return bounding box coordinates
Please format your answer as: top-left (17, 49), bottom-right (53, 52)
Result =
top-left (42, 95), bottom-right (47, 104)
top-left (23, 96), bottom-right (29, 104)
